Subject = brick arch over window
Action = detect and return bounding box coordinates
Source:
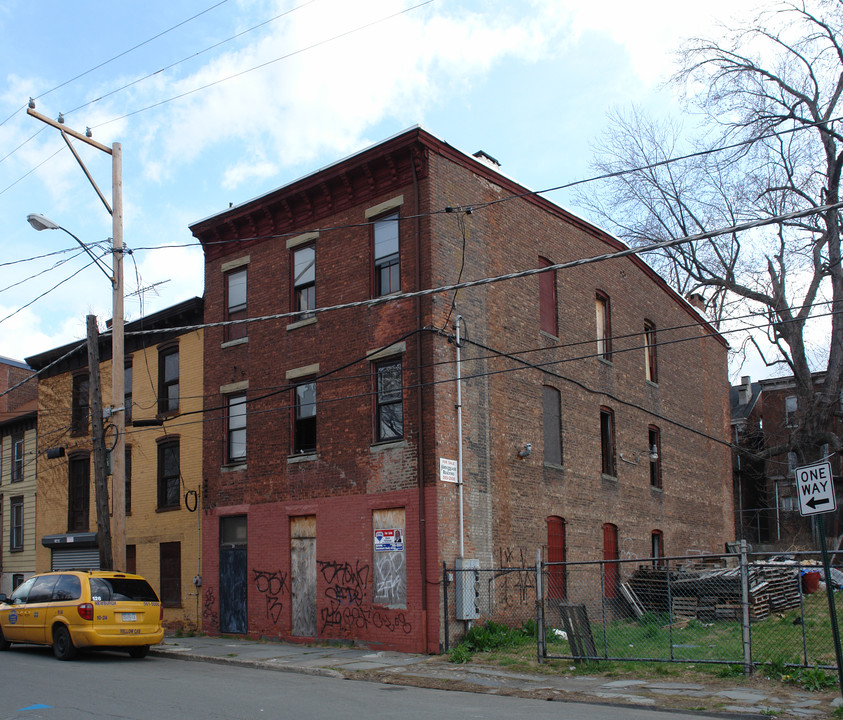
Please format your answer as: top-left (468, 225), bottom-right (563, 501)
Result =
top-left (546, 516), bottom-right (566, 600)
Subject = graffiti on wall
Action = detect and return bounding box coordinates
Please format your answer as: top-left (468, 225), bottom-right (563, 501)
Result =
top-left (493, 546), bottom-right (536, 609)
top-left (202, 587), bottom-right (219, 628)
top-left (373, 550), bottom-right (406, 606)
top-left (253, 569), bottom-right (288, 624)
top-left (317, 559), bottom-right (411, 634)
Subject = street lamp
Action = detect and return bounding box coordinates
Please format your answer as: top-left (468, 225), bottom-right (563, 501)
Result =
top-left (27, 103), bottom-right (126, 572)
top-left (27, 212), bottom-right (126, 571)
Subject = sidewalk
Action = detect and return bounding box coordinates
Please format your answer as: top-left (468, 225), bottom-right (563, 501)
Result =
top-left (151, 634), bottom-right (843, 718)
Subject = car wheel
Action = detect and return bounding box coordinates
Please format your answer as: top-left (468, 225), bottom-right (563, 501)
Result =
top-left (52, 625), bottom-right (77, 661)
top-left (0, 625), bottom-right (10, 651)
top-left (128, 645), bottom-right (149, 659)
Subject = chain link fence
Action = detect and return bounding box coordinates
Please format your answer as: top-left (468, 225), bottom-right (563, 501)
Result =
top-left (443, 548), bottom-right (843, 670)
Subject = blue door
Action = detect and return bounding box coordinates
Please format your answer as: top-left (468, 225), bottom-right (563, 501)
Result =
top-left (219, 516), bottom-right (247, 634)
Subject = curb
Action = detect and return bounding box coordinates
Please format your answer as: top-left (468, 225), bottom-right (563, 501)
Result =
top-left (149, 648), bottom-right (344, 679)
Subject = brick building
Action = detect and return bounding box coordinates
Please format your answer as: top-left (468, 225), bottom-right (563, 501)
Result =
top-left (732, 373), bottom-right (843, 547)
top-left (190, 127), bottom-right (733, 652)
top-left (25, 298), bottom-right (204, 631)
top-left (0, 356), bottom-right (38, 596)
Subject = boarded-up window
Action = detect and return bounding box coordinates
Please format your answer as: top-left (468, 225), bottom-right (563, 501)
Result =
top-left (160, 541), bottom-right (182, 607)
top-left (542, 386), bottom-right (562, 466)
top-left (68, 455), bottom-right (90, 532)
top-left (373, 508), bottom-right (406, 607)
top-left (539, 256), bottom-right (557, 336)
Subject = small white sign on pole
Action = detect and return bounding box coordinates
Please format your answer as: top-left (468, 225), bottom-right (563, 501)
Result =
top-left (440, 458), bottom-right (458, 483)
top-left (796, 461), bottom-right (836, 517)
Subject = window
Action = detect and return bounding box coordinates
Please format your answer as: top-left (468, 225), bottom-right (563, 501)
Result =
top-left (373, 212), bottom-right (400, 296)
top-left (225, 267), bottom-right (248, 342)
top-left (596, 291), bottom-right (612, 361)
top-left (157, 439), bottom-right (180, 509)
top-left (542, 386), bottom-right (563, 466)
top-left (293, 381), bottom-right (317, 454)
top-left (125, 445), bottom-right (132, 515)
top-left (12, 431), bottom-right (23, 482)
top-left (649, 425), bottom-right (662, 489)
top-left (71, 373), bottom-right (89, 436)
top-left (644, 320), bottom-right (657, 383)
top-left (160, 542), bottom-right (182, 608)
top-left (227, 394), bottom-right (247, 462)
top-left (158, 346), bottom-right (179, 414)
top-left (68, 455), bottom-right (90, 532)
top-left (292, 246), bottom-right (316, 321)
top-left (124, 361), bottom-right (133, 424)
top-left (602, 523), bottom-right (619, 599)
top-left (651, 530), bottom-right (664, 568)
top-left (375, 360), bottom-right (403, 442)
top-left (539, 256), bottom-right (557, 336)
top-left (10, 496), bottom-right (23, 551)
top-left (785, 395), bottom-right (797, 427)
top-left (126, 545), bottom-right (137, 575)
top-left (600, 407), bottom-right (616, 477)
top-left (546, 516), bottom-right (566, 600)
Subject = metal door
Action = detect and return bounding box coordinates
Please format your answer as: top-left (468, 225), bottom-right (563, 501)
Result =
top-left (290, 516), bottom-right (316, 637)
top-left (219, 516), bottom-right (248, 634)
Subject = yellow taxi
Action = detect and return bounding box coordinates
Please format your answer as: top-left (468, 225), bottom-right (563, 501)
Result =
top-left (0, 570), bottom-right (164, 660)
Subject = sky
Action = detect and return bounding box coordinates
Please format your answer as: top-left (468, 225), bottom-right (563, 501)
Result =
top-left (0, 0), bottom-right (774, 381)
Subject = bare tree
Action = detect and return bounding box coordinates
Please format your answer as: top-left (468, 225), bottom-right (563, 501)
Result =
top-left (584, 0), bottom-right (843, 463)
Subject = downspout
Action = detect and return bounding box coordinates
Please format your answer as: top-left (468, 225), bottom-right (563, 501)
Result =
top-left (411, 152), bottom-right (430, 651)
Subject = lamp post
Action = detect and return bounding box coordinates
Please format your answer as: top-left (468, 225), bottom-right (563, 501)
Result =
top-left (27, 104), bottom-right (125, 572)
top-left (27, 211), bottom-right (126, 572)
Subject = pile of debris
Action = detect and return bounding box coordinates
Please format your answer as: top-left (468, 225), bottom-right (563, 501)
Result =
top-left (625, 562), bottom-right (802, 623)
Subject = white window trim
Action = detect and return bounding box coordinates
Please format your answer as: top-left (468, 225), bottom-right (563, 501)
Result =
top-left (367, 342), bottom-right (406, 362)
top-left (286, 231), bottom-right (319, 250)
top-left (221, 255), bottom-right (250, 273)
top-left (286, 364), bottom-right (320, 381)
top-left (365, 195), bottom-right (404, 219)
top-left (221, 380), bottom-right (249, 394)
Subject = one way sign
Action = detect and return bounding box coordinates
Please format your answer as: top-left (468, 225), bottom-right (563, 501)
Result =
top-left (796, 461), bottom-right (836, 517)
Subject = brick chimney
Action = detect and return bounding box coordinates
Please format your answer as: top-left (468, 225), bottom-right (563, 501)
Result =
top-left (686, 293), bottom-right (706, 312)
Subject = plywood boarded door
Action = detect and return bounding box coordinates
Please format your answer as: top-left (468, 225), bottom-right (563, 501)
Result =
top-left (373, 508), bottom-right (406, 607)
top-left (290, 515), bottom-right (317, 637)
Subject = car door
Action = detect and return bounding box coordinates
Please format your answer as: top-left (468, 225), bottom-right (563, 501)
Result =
top-left (20, 575), bottom-right (59, 644)
top-left (1, 577), bottom-right (35, 642)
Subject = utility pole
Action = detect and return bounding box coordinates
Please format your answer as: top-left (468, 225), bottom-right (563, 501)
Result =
top-left (86, 315), bottom-right (114, 569)
top-left (28, 104), bottom-right (126, 570)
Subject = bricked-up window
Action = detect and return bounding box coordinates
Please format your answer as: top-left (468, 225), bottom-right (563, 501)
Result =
top-left (648, 425), bottom-right (662, 489)
top-left (124, 361), bottom-right (133, 424)
top-left (10, 496), bottom-right (23, 551)
top-left (225, 267), bottom-right (247, 342)
top-left (12, 431), bottom-right (24, 482)
top-left (651, 530), bottom-right (664, 568)
top-left (160, 541), bottom-right (182, 607)
top-left (157, 439), bottom-right (180, 510)
top-left (600, 407), bottom-right (616, 477)
top-left (546, 516), bottom-right (566, 599)
top-left (596, 291), bottom-right (612, 361)
top-left (539, 256), bottom-right (558, 336)
top-left (227, 394), bottom-right (247, 462)
top-left (292, 245), bottom-right (316, 321)
top-left (375, 359), bottom-right (403, 442)
top-left (68, 455), bottom-right (90, 532)
top-left (293, 381), bottom-right (317, 454)
top-left (373, 211), bottom-right (400, 296)
top-left (71, 373), bottom-right (89, 436)
top-left (543, 386), bottom-right (563, 466)
top-left (644, 320), bottom-right (657, 383)
top-left (603, 523), bottom-right (619, 598)
top-left (158, 346), bottom-right (179, 414)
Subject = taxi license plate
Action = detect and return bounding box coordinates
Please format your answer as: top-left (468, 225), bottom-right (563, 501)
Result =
top-left (121, 612), bottom-right (138, 622)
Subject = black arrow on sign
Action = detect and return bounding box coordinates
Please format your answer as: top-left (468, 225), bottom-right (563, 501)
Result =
top-left (807, 497), bottom-right (831, 510)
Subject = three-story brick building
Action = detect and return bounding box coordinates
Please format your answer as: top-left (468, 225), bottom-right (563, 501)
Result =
top-left (190, 127), bottom-right (733, 652)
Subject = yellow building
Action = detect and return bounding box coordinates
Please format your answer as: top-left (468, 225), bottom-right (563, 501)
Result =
top-left (0, 356), bottom-right (38, 596)
top-left (26, 298), bottom-right (204, 632)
